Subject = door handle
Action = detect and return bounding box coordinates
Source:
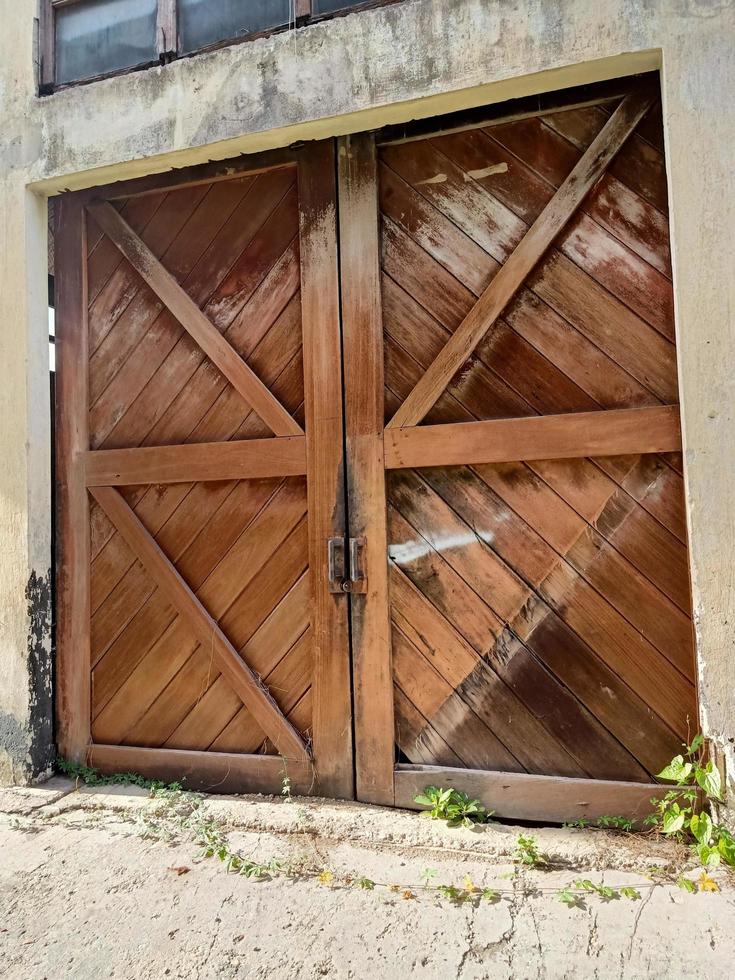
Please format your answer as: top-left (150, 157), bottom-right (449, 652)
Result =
top-left (348, 536), bottom-right (367, 594)
top-left (326, 537), bottom-right (367, 594)
top-left (327, 537), bottom-right (346, 593)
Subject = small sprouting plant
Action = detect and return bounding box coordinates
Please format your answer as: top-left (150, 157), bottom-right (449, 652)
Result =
top-left (420, 868), bottom-right (438, 887)
top-left (413, 786), bottom-right (493, 828)
top-left (281, 773), bottom-right (292, 803)
top-left (650, 735), bottom-right (734, 870)
top-left (596, 815), bottom-right (634, 832)
top-left (514, 834), bottom-right (547, 868)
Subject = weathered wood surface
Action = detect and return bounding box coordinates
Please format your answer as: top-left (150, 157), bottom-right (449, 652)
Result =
top-left (85, 437), bottom-right (307, 485)
top-left (57, 148), bottom-right (349, 797)
top-left (55, 195), bottom-right (91, 762)
top-left (339, 133), bottom-right (396, 805)
top-left (395, 765), bottom-right (670, 824)
top-left (384, 406), bottom-right (681, 470)
top-left (376, 90), bottom-right (697, 802)
top-left (387, 90), bottom-right (655, 429)
top-left (297, 140), bottom-right (354, 799)
top-left (91, 484), bottom-right (309, 761)
top-left (90, 745), bottom-right (315, 795)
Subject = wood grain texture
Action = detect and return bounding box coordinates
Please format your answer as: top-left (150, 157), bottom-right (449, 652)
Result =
top-left (371, 86), bottom-right (696, 810)
top-left (89, 744), bottom-right (315, 795)
top-left (85, 437), bottom-right (307, 485)
top-left (395, 765), bottom-right (668, 824)
top-left (338, 133), bottom-right (395, 805)
top-left (386, 89), bottom-right (655, 429)
top-left (384, 406), bottom-right (682, 469)
top-left (156, 0), bottom-right (177, 57)
top-left (298, 141), bottom-right (354, 798)
top-left (55, 195), bottom-right (91, 761)
top-left (87, 200), bottom-right (303, 437)
top-left (90, 485), bottom-right (309, 761)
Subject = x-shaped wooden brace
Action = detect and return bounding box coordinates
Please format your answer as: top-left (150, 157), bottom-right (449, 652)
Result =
top-left (386, 88), bottom-right (656, 431)
top-left (88, 200), bottom-right (303, 438)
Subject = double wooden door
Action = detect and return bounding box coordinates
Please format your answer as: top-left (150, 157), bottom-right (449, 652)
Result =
top-left (56, 80), bottom-right (697, 820)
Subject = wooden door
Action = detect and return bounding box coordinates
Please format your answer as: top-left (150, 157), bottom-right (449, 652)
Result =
top-left (339, 82), bottom-right (699, 821)
top-left (55, 143), bottom-right (353, 798)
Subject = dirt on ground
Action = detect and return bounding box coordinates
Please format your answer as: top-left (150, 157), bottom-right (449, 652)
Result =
top-left (1, 777), bottom-right (734, 979)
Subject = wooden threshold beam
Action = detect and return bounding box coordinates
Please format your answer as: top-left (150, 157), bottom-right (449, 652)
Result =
top-left (85, 437), bottom-right (307, 486)
top-left (87, 201), bottom-right (303, 438)
top-left (386, 87), bottom-right (655, 430)
top-left (90, 486), bottom-right (310, 762)
top-left (395, 765), bottom-right (668, 824)
top-left (89, 745), bottom-right (315, 796)
top-left (384, 406), bottom-right (682, 470)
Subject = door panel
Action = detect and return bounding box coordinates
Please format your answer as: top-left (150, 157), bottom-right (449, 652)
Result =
top-left (55, 143), bottom-right (352, 797)
top-left (340, 80), bottom-right (698, 822)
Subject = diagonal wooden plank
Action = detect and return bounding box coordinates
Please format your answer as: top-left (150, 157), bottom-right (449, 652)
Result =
top-left (88, 200), bottom-right (303, 438)
top-left (386, 89), bottom-right (655, 429)
top-left (89, 485), bottom-right (309, 762)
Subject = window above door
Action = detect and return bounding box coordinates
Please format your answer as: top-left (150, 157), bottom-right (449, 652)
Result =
top-left (40, 0), bottom-right (401, 91)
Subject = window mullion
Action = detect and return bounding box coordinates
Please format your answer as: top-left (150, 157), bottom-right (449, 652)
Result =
top-left (40, 0), bottom-right (55, 87)
top-left (156, 0), bottom-right (178, 60)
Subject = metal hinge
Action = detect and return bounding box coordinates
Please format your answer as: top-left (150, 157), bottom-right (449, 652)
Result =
top-left (327, 537), bottom-right (367, 594)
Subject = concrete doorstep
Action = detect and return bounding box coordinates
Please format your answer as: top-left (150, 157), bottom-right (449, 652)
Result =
top-left (1, 778), bottom-right (734, 979)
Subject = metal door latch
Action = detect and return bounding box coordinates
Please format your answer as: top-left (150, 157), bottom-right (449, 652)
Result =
top-left (327, 537), bottom-right (367, 594)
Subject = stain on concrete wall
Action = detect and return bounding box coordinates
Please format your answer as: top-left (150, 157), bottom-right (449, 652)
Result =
top-left (0, 569), bottom-right (54, 782)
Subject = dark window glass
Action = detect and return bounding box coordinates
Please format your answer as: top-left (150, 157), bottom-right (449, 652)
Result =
top-left (312, 0), bottom-right (367, 12)
top-left (179, 0), bottom-right (292, 53)
top-left (55, 0), bottom-right (157, 84)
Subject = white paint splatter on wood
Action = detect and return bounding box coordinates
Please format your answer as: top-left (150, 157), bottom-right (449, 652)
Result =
top-left (416, 173), bottom-right (448, 185)
top-left (464, 162), bottom-right (509, 181)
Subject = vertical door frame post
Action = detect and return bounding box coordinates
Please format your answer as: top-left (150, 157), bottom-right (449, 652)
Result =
top-left (298, 140), bottom-right (355, 799)
top-left (338, 133), bottom-right (395, 805)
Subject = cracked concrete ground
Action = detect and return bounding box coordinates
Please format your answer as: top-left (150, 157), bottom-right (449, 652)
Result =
top-left (1, 778), bottom-right (734, 979)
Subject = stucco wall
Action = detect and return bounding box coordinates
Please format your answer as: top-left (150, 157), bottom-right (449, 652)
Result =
top-left (0, 0), bottom-right (733, 799)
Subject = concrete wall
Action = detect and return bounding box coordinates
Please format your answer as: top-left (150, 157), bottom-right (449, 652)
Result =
top-left (0, 0), bottom-right (733, 799)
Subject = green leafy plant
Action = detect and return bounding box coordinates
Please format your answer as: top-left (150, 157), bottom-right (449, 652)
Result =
top-left (596, 815), bottom-right (634, 832)
top-left (557, 879), bottom-right (640, 905)
top-left (650, 735), bottom-right (734, 870)
top-left (413, 786), bottom-right (493, 828)
top-left (57, 758), bottom-right (171, 791)
top-left (514, 834), bottom-right (547, 868)
top-left (557, 887), bottom-right (585, 908)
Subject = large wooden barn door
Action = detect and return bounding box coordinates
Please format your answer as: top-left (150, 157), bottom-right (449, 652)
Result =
top-left (55, 143), bottom-right (353, 798)
top-left (339, 81), bottom-right (699, 820)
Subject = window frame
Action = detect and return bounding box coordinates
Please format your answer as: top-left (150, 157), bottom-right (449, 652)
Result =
top-left (39, 0), bottom-right (401, 92)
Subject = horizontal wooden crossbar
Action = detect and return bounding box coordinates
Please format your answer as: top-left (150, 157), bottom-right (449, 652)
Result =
top-left (84, 437), bottom-right (307, 486)
top-left (394, 765), bottom-right (668, 824)
top-left (384, 406), bottom-right (681, 470)
top-left (89, 745), bottom-right (315, 796)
